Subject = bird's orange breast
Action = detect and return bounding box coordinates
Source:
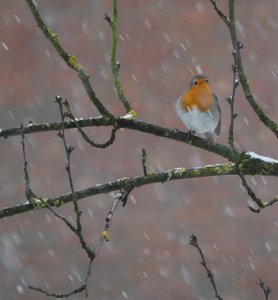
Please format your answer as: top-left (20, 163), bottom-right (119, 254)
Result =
top-left (181, 83), bottom-right (213, 112)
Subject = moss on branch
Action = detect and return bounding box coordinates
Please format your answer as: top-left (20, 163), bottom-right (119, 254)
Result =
top-left (2, 158), bottom-right (278, 219)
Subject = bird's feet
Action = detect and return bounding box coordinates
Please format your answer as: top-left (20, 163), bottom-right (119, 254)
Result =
top-left (204, 132), bottom-right (215, 148)
top-left (185, 129), bottom-right (196, 142)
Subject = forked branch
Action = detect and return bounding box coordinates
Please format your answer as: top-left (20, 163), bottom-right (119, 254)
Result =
top-left (209, 0), bottom-right (278, 138)
top-left (25, 0), bottom-right (113, 119)
top-left (104, 0), bottom-right (133, 113)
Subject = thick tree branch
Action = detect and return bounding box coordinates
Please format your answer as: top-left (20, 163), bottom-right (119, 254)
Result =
top-left (1, 156), bottom-right (278, 219)
top-left (0, 117), bottom-right (240, 161)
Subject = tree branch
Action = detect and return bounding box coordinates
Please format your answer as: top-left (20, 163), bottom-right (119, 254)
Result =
top-left (209, 0), bottom-right (278, 138)
top-left (208, 0), bottom-right (229, 26)
top-left (257, 278), bottom-right (272, 300)
top-left (63, 98), bottom-right (118, 148)
top-left (24, 0), bottom-right (113, 119)
top-left (104, 0), bottom-right (132, 113)
top-left (2, 1), bottom-right (277, 298)
top-left (26, 97), bottom-right (95, 298)
top-left (235, 152), bottom-right (278, 213)
top-left (141, 148), bottom-right (148, 176)
top-left (2, 156), bottom-right (278, 219)
top-left (189, 234), bottom-right (223, 300)
top-left (28, 284), bottom-right (87, 299)
top-left (0, 116), bottom-right (240, 161)
top-left (226, 43), bottom-right (241, 151)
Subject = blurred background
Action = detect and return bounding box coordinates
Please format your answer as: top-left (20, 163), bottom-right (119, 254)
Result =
top-left (1, 1), bottom-right (278, 299)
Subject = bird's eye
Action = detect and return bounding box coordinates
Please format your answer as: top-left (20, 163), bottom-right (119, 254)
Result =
top-left (205, 79), bottom-right (209, 83)
top-left (194, 80), bottom-right (198, 85)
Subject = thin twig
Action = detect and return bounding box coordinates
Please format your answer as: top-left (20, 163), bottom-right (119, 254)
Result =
top-left (28, 284), bottom-right (87, 299)
top-left (28, 97), bottom-right (133, 298)
top-left (235, 152), bottom-right (265, 212)
top-left (141, 148), bottom-right (148, 176)
top-left (189, 234), bottom-right (223, 300)
top-left (20, 111), bottom-right (91, 298)
top-left (21, 120), bottom-right (75, 231)
top-left (26, 97), bottom-right (93, 298)
top-left (238, 173), bottom-right (264, 213)
top-left (55, 96), bottom-right (94, 258)
top-left (104, 0), bottom-right (132, 113)
top-left (226, 43), bottom-right (242, 150)
top-left (208, 0), bottom-right (230, 26)
top-left (84, 184), bottom-right (133, 291)
top-left (56, 97), bottom-right (81, 225)
top-left (257, 278), bottom-right (272, 300)
top-left (64, 99), bottom-right (118, 148)
top-left (100, 185), bottom-right (133, 244)
top-left (20, 125), bottom-right (34, 201)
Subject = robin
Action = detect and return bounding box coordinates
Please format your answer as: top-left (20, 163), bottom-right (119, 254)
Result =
top-left (176, 74), bottom-right (221, 143)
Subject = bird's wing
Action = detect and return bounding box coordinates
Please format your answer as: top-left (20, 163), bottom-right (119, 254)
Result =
top-left (213, 93), bottom-right (221, 136)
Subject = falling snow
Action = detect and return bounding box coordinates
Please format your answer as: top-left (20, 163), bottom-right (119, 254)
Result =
top-left (195, 65), bottom-right (203, 74)
top-left (16, 285), bottom-right (24, 294)
top-left (264, 242), bottom-right (272, 252)
top-left (164, 33), bottom-right (171, 43)
top-left (13, 14), bottom-right (21, 23)
top-left (122, 290), bottom-right (128, 298)
top-left (248, 256), bottom-right (255, 271)
top-left (1, 42), bottom-right (9, 50)
top-left (1, 2), bottom-right (278, 300)
top-left (180, 42), bottom-right (186, 51)
top-left (131, 73), bottom-right (138, 82)
top-left (144, 20), bottom-right (151, 28)
top-left (224, 206), bottom-right (235, 218)
top-left (236, 20), bottom-right (246, 38)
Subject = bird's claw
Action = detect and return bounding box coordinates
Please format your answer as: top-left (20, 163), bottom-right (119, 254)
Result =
top-left (185, 129), bottom-right (196, 142)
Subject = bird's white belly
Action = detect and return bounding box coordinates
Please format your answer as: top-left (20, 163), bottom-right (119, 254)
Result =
top-left (176, 104), bottom-right (218, 134)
